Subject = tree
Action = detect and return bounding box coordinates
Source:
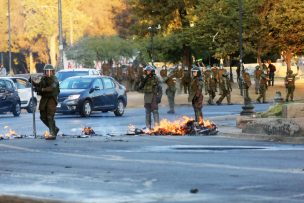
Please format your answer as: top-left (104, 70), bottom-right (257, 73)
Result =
top-left (66, 36), bottom-right (136, 67)
top-left (268, 0), bottom-right (304, 70)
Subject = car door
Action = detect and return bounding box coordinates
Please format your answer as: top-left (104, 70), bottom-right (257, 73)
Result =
top-left (0, 79), bottom-right (8, 112)
top-left (13, 78), bottom-right (28, 106)
top-left (1, 80), bottom-right (15, 112)
top-left (101, 77), bottom-right (118, 108)
top-left (90, 78), bottom-right (104, 109)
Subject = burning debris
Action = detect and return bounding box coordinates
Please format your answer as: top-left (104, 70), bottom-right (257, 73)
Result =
top-left (127, 116), bottom-right (218, 136)
top-left (82, 127), bottom-right (95, 135)
top-left (0, 126), bottom-right (22, 140)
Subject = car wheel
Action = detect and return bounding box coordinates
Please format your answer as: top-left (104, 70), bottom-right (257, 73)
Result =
top-left (80, 100), bottom-right (92, 117)
top-left (12, 103), bottom-right (21, 117)
top-left (26, 98), bottom-right (37, 113)
top-left (114, 99), bottom-right (124, 116)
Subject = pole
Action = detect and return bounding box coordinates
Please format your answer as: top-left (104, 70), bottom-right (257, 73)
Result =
top-left (8, 0), bottom-right (12, 75)
top-left (58, 0), bottom-right (64, 70)
top-left (239, 0), bottom-right (255, 116)
top-left (30, 78), bottom-right (37, 138)
top-left (151, 29), bottom-right (154, 66)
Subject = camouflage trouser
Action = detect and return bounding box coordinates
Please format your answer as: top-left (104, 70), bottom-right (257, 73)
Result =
top-left (257, 85), bottom-right (267, 103)
top-left (208, 90), bottom-right (216, 104)
top-left (166, 89), bottom-right (176, 112)
top-left (144, 102), bottom-right (159, 129)
top-left (182, 81), bottom-right (190, 94)
top-left (39, 97), bottom-right (59, 136)
top-left (216, 90), bottom-right (231, 104)
top-left (286, 86), bottom-right (295, 101)
top-left (193, 107), bottom-right (203, 122)
top-left (254, 79), bottom-right (260, 94)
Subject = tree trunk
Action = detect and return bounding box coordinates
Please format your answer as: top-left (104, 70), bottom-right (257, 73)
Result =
top-left (49, 34), bottom-right (57, 66)
top-left (29, 52), bottom-right (36, 74)
top-left (257, 47), bottom-right (262, 66)
top-left (283, 50), bottom-right (293, 72)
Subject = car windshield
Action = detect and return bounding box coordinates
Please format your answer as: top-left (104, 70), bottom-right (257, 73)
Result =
top-left (60, 77), bottom-right (93, 89)
top-left (56, 71), bottom-right (88, 82)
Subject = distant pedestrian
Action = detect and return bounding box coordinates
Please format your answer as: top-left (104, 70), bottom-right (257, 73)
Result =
top-left (0, 64), bottom-right (7, 76)
top-left (267, 59), bottom-right (276, 86)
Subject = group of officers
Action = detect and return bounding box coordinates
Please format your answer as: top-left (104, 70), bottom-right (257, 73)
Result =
top-left (137, 61), bottom-right (299, 130)
top-left (30, 61), bottom-right (299, 139)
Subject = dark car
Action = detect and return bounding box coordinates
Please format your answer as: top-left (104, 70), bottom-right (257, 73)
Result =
top-left (55, 68), bottom-right (100, 83)
top-left (0, 77), bottom-right (21, 116)
top-left (56, 76), bottom-right (127, 117)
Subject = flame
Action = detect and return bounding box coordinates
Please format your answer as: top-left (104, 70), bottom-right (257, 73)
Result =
top-left (1, 126), bottom-right (19, 139)
top-left (146, 116), bottom-right (216, 135)
top-left (82, 127), bottom-right (95, 135)
top-left (44, 131), bottom-right (51, 138)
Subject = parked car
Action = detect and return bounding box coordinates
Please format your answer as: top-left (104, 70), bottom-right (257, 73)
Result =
top-left (55, 68), bottom-right (100, 83)
top-left (0, 77), bottom-right (21, 116)
top-left (8, 77), bottom-right (37, 113)
top-left (56, 76), bottom-right (127, 117)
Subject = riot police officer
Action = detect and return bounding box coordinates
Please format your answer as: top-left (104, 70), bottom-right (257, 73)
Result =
top-left (31, 64), bottom-right (60, 140)
top-left (188, 66), bottom-right (204, 122)
top-left (138, 65), bottom-right (161, 129)
top-left (216, 72), bottom-right (232, 105)
top-left (285, 69), bottom-right (298, 102)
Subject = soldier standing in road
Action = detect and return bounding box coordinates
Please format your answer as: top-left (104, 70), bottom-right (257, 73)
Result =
top-left (256, 70), bottom-right (269, 103)
top-left (211, 65), bottom-right (219, 93)
top-left (164, 75), bottom-right (176, 114)
top-left (216, 72), bottom-right (232, 105)
top-left (217, 66), bottom-right (227, 95)
top-left (31, 64), bottom-right (60, 140)
top-left (188, 66), bottom-right (204, 123)
top-left (203, 66), bottom-right (212, 95)
top-left (206, 71), bottom-right (217, 105)
top-left (138, 65), bottom-right (161, 129)
top-left (181, 66), bottom-right (191, 94)
top-left (285, 69), bottom-right (298, 102)
top-left (254, 65), bottom-right (263, 94)
top-left (174, 64), bottom-right (184, 93)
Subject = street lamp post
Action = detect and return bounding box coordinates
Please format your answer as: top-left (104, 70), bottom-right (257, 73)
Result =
top-left (58, 0), bottom-right (64, 70)
top-left (239, 0), bottom-right (255, 116)
top-left (148, 24), bottom-right (160, 66)
top-left (8, 0), bottom-right (13, 75)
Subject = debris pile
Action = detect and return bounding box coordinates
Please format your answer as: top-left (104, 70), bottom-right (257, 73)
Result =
top-left (0, 126), bottom-right (22, 140)
top-left (82, 127), bottom-right (95, 135)
top-left (127, 116), bottom-right (218, 136)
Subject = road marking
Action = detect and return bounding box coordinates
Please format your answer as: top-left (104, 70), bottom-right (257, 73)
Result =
top-left (1, 143), bottom-right (304, 175)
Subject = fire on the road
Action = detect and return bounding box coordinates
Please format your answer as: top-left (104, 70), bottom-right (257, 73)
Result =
top-left (0, 126), bottom-right (18, 139)
top-left (128, 116), bottom-right (218, 136)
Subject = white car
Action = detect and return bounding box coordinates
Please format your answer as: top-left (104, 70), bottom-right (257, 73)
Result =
top-left (56, 68), bottom-right (100, 83)
top-left (8, 77), bottom-right (37, 113)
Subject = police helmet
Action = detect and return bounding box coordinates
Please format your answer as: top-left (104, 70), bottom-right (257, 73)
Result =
top-left (144, 65), bottom-right (154, 72)
top-left (191, 66), bottom-right (200, 72)
top-left (44, 64), bottom-right (54, 71)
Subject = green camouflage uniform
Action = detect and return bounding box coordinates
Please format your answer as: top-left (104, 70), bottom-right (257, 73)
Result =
top-left (165, 77), bottom-right (176, 114)
top-left (257, 73), bottom-right (268, 103)
top-left (206, 73), bottom-right (217, 105)
top-left (34, 75), bottom-right (60, 137)
top-left (139, 73), bottom-right (161, 129)
top-left (189, 75), bottom-right (204, 122)
top-left (285, 71), bottom-right (297, 102)
top-left (216, 74), bottom-right (232, 105)
top-left (203, 69), bottom-right (212, 95)
top-left (181, 68), bottom-right (191, 94)
top-left (254, 66), bottom-right (263, 94)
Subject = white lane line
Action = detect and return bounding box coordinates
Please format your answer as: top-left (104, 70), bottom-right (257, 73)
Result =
top-left (1, 143), bottom-right (304, 175)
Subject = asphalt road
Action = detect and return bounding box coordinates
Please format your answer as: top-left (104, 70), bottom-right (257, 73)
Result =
top-left (1, 103), bottom-right (304, 203)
